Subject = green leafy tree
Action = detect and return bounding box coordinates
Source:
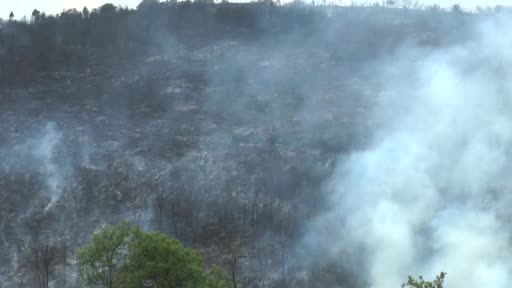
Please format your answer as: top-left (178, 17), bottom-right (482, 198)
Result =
top-left (77, 222), bottom-right (138, 288)
top-left (77, 222), bottom-right (230, 288)
top-left (402, 272), bottom-right (446, 288)
top-left (205, 266), bottom-right (232, 288)
top-left (119, 231), bottom-right (205, 288)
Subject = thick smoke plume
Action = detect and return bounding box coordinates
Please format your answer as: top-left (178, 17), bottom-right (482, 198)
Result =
top-left (303, 13), bottom-right (512, 288)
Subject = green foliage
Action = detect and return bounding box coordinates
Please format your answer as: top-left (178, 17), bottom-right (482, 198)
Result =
top-left (402, 272), bottom-right (446, 288)
top-left (77, 222), bottom-right (138, 288)
top-left (205, 266), bottom-right (232, 288)
top-left (77, 222), bottom-right (231, 288)
top-left (120, 231), bottom-right (205, 288)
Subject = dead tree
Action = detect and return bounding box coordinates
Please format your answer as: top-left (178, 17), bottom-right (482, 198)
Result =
top-left (227, 236), bottom-right (250, 288)
top-left (30, 240), bottom-right (58, 288)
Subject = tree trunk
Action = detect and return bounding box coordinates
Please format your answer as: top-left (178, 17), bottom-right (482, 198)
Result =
top-left (231, 256), bottom-right (238, 288)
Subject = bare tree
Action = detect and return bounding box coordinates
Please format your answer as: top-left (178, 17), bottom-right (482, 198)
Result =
top-left (153, 185), bottom-right (167, 232)
top-left (227, 236), bottom-right (250, 288)
top-left (30, 239), bottom-right (58, 288)
top-left (197, 152), bottom-right (216, 185)
top-left (63, 177), bottom-right (82, 220)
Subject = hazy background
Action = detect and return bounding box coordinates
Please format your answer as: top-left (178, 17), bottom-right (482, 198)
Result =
top-left (2, 0), bottom-right (512, 18)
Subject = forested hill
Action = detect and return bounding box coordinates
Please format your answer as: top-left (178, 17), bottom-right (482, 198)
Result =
top-left (0, 1), bottom-right (473, 86)
top-left (0, 2), bottom-right (503, 287)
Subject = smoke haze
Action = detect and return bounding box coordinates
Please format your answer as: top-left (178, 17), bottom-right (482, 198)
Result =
top-left (302, 12), bottom-right (512, 288)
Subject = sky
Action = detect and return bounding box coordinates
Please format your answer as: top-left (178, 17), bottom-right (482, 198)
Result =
top-left (1, 0), bottom-right (512, 19)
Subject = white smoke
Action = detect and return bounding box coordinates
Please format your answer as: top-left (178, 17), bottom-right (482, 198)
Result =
top-left (14, 122), bottom-right (67, 209)
top-left (36, 123), bottom-right (63, 203)
top-left (302, 13), bottom-right (512, 288)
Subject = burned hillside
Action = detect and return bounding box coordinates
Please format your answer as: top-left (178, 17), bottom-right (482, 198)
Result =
top-left (0, 2), bottom-right (504, 288)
